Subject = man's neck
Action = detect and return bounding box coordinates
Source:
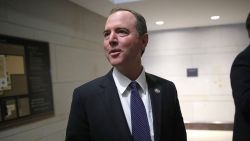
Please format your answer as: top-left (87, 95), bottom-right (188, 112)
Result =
top-left (115, 65), bottom-right (143, 81)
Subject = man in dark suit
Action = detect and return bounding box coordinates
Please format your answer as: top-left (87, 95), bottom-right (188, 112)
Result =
top-left (230, 12), bottom-right (250, 141)
top-left (66, 8), bottom-right (186, 141)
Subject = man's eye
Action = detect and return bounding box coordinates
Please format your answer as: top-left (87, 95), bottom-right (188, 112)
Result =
top-left (103, 32), bottom-right (110, 39)
top-left (118, 30), bottom-right (128, 36)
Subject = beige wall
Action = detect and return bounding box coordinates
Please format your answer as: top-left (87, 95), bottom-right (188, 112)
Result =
top-left (144, 25), bottom-right (249, 124)
top-left (143, 25), bottom-right (249, 141)
top-left (0, 0), bottom-right (110, 140)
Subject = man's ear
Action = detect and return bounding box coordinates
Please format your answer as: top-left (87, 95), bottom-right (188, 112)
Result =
top-left (141, 33), bottom-right (148, 49)
top-left (140, 33), bottom-right (148, 56)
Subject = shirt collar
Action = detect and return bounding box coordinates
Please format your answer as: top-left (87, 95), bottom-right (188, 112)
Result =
top-left (112, 67), bottom-right (147, 95)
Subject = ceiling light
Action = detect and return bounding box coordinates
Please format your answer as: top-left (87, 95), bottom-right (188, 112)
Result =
top-left (155, 21), bottom-right (164, 25)
top-left (210, 16), bottom-right (220, 20)
top-left (109, 0), bottom-right (143, 4)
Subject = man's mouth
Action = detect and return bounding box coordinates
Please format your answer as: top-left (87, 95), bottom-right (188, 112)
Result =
top-left (109, 49), bottom-right (121, 57)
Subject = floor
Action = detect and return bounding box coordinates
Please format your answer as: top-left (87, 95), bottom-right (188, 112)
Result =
top-left (187, 130), bottom-right (233, 141)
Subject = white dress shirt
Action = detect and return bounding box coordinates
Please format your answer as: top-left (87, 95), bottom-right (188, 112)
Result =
top-left (112, 68), bottom-right (154, 141)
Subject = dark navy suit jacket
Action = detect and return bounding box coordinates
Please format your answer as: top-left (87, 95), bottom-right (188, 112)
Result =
top-left (231, 45), bottom-right (250, 141)
top-left (66, 69), bottom-right (186, 141)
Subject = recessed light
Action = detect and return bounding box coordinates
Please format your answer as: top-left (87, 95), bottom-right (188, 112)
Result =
top-left (109, 0), bottom-right (143, 4)
top-left (210, 16), bottom-right (220, 20)
top-left (155, 21), bottom-right (164, 25)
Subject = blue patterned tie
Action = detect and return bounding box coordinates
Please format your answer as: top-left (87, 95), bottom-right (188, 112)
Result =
top-left (130, 81), bottom-right (151, 141)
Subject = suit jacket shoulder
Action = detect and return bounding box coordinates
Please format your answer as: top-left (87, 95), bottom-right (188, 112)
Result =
top-left (146, 72), bottom-right (173, 83)
top-left (232, 45), bottom-right (250, 66)
top-left (73, 69), bottom-right (116, 98)
top-left (231, 44), bottom-right (250, 141)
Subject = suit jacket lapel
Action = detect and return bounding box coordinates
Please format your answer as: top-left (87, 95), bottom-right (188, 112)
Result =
top-left (101, 70), bottom-right (132, 141)
top-left (146, 73), bottom-right (162, 141)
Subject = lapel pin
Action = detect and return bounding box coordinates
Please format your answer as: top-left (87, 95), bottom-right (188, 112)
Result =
top-left (154, 88), bottom-right (160, 94)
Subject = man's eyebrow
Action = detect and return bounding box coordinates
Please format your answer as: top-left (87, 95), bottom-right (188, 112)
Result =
top-left (103, 30), bottom-right (109, 34)
top-left (115, 28), bottom-right (130, 33)
top-left (116, 27), bottom-right (128, 30)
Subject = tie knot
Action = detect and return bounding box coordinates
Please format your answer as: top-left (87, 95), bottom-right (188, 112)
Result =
top-left (130, 81), bottom-right (138, 90)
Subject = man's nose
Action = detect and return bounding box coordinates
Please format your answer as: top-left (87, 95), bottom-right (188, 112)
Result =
top-left (109, 32), bottom-right (118, 47)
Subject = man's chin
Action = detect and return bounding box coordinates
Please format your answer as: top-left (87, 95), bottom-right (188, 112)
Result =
top-left (108, 59), bottom-right (122, 67)
top-left (110, 62), bottom-right (120, 67)
top-left (108, 56), bottom-right (119, 62)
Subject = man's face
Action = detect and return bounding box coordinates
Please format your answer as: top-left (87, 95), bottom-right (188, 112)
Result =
top-left (103, 11), bottom-right (147, 69)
